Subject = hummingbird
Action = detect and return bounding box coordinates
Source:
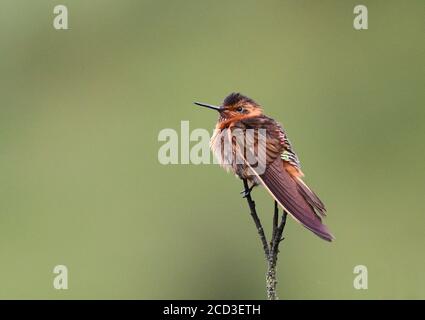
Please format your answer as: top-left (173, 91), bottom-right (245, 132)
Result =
top-left (195, 93), bottom-right (334, 241)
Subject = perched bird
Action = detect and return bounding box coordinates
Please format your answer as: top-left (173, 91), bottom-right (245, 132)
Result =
top-left (195, 93), bottom-right (334, 241)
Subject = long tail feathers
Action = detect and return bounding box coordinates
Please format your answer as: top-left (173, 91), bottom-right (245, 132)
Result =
top-left (296, 178), bottom-right (327, 217)
top-left (250, 158), bottom-right (334, 241)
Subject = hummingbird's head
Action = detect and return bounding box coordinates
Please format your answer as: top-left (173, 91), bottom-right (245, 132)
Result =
top-left (195, 93), bottom-right (263, 122)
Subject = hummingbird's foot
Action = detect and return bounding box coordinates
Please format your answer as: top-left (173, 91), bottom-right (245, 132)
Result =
top-left (240, 185), bottom-right (255, 198)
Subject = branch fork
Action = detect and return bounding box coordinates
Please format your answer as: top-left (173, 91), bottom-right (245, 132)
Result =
top-left (242, 179), bottom-right (287, 300)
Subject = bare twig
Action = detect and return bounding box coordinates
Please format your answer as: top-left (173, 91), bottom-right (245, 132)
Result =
top-left (271, 201), bottom-right (278, 248)
top-left (242, 179), bottom-right (270, 259)
top-left (271, 210), bottom-right (287, 266)
top-left (267, 209), bottom-right (287, 299)
top-left (242, 180), bottom-right (288, 300)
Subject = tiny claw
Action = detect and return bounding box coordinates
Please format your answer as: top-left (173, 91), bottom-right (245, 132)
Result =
top-left (240, 185), bottom-right (255, 198)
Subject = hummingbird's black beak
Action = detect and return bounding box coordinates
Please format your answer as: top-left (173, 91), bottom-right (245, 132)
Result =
top-left (194, 102), bottom-right (222, 111)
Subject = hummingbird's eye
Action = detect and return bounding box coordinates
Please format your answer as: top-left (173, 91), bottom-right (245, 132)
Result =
top-left (236, 106), bottom-right (244, 113)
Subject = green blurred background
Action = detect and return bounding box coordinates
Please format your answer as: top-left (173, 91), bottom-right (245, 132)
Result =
top-left (0, 0), bottom-right (424, 299)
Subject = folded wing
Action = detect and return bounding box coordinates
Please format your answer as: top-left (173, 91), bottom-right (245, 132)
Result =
top-left (250, 157), bottom-right (334, 242)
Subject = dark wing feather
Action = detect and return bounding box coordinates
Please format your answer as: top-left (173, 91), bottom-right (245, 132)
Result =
top-left (296, 180), bottom-right (327, 216)
top-left (248, 156), bottom-right (334, 242)
top-left (236, 116), bottom-right (333, 241)
top-left (241, 116), bottom-right (301, 168)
